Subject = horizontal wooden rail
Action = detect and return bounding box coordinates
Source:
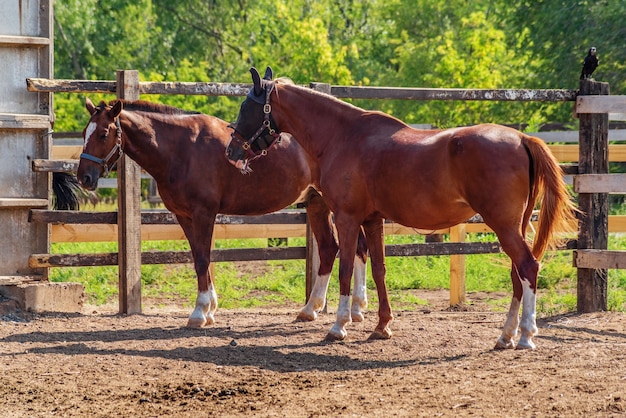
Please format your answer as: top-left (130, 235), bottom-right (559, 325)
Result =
top-left (28, 77), bottom-right (578, 102)
top-left (29, 242), bottom-right (505, 268)
top-left (574, 249), bottom-right (626, 269)
top-left (0, 35), bottom-right (50, 47)
top-left (0, 113), bottom-right (51, 129)
top-left (44, 144), bottom-right (626, 167)
top-left (329, 85), bottom-right (577, 101)
top-left (30, 209), bottom-right (307, 225)
top-left (576, 96), bottom-right (626, 114)
top-left (31, 239), bottom-right (578, 268)
top-left (574, 173), bottom-right (626, 193)
top-left (33, 209), bottom-right (571, 243)
top-left (26, 78), bottom-right (251, 96)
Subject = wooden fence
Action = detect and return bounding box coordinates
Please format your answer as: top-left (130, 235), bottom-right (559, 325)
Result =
top-left (24, 74), bottom-right (624, 314)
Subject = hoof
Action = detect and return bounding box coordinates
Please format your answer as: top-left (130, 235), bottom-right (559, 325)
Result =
top-left (368, 327), bottom-right (392, 340)
top-left (325, 331), bottom-right (346, 341)
top-left (186, 317), bottom-right (206, 329)
top-left (494, 337), bottom-right (516, 350)
top-left (351, 312), bottom-right (365, 322)
top-left (296, 310), bottom-right (317, 322)
top-left (515, 339), bottom-right (536, 350)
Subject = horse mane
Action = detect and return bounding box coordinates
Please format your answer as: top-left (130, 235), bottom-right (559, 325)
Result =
top-left (274, 78), bottom-right (365, 114)
top-left (107, 99), bottom-right (201, 115)
top-left (275, 78), bottom-right (409, 128)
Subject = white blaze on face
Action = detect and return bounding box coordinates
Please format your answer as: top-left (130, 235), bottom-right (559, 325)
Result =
top-left (84, 122), bottom-right (97, 148)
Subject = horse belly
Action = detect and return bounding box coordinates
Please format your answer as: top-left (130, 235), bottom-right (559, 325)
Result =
top-left (380, 195), bottom-right (476, 230)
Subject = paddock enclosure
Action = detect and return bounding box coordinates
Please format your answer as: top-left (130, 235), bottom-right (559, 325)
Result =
top-left (2, 3), bottom-right (626, 416)
top-left (1, 0), bottom-right (626, 317)
top-left (17, 74), bottom-right (626, 316)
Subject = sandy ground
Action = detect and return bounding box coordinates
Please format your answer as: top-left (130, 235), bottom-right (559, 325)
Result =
top-left (1, 290), bottom-right (625, 417)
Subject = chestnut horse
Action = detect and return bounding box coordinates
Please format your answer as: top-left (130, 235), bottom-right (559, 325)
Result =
top-left (76, 98), bottom-right (369, 327)
top-left (226, 67), bottom-right (578, 349)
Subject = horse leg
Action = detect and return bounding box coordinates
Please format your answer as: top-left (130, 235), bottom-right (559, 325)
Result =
top-left (178, 215), bottom-right (218, 328)
top-left (326, 215), bottom-right (360, 341)
top-left (494, 233), bottom-right (539, 350)
top-left (362, 218), bottom-right (392, 339)
top-left (351, 228), bottom-right (369, 322)
top-left (297, 192), bottom-right (338, 321)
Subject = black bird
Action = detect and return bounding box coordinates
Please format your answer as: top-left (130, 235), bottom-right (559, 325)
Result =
top-left (580, 47), bottom-right (599, 80)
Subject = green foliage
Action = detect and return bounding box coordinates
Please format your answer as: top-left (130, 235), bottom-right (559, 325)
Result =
top-left (53, 0), bottom-right (626, 131)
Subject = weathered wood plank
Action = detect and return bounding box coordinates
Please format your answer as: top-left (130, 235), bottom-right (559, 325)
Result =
top-left (0, 198), bottom-right (48, 208)
top-left (139, 81), bottom-right (250, 96)
top-left (0, 113), bottom-right (51, 129)
top-left (0, 275), bottom-right (45, 285)
top-left (27, 78), bottom-right (577, 101)
top-left (32, 159), bottom-right (78, 173)
top-left (50, 224), bottom-right (185, 242)
top-left (576, 95), bottom-right (626, 114)
top-left (26, 78), bottom-right (117, 93)
top-left (48, 223), bottom-right (311, 243)
top-left (574, 250), bottom-right (626, 269)
top-left (26, 78), bottom-right (250, 96)
top-left (28, 247), bottom-right (309, 267)
top-left (0, 35), bottom-right (50, 47)
top-left (30, 209), bottom-right (309, 225)
top-left (47, 143), bottom-right (626, 167)
top-left (28, 242), bottom-right (504, 268)
top-left (331, 86), bottom-right (577, 101)
top-left (574, 173), bottom-right (626, 193)
top-left (385, 242), bottom-right (502, 256)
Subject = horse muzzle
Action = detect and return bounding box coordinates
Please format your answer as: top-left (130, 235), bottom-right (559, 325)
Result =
top-left (77, 166), bottom-right (100, 191)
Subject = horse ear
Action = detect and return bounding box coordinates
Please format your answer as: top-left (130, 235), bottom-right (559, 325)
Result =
top-left (110, 100), bottom-right (123, 118)
top-left (86, 98), bottom-right (96, 115)
top-left (250, 67), bottom-right (263, 96)
top-left (263, 66), bottom-right (273, 80)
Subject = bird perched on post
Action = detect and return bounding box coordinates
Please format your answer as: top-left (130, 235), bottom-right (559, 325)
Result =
top-left (580, 47), bottom-right (599, 80)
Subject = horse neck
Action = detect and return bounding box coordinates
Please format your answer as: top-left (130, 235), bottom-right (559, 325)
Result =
top-left (273, 84), bottom-right (360, 158)
top-left (118, 111), bottom-right (168, 179)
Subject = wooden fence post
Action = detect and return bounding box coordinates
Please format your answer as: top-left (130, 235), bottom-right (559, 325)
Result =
top-left (116, 70), bottom-right (142, 314)
top-left (577, 79), bottom-right (610, 312)
top-left (449, 224), bottom-right (466, 305)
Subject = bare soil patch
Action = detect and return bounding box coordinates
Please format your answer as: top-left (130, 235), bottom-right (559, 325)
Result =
top-left (1, 291), bottom-right (625, 417)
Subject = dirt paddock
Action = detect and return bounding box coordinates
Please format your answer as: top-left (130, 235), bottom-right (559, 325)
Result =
top-left (1, 290), bottom-right (625, 417)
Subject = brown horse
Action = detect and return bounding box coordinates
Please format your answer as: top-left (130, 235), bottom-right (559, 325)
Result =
top-left (226, 67), bottom-right (578, 349)
top-left (76, 98), bottom-right (369, 328)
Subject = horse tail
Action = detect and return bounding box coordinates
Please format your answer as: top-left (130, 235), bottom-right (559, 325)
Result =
top-left (523, 135), bottom-right (579, 260)
top-left (52, 172), bottom-right (82, 210)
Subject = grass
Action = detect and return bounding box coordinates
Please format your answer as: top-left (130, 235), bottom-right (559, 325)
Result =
top-left (50, 227), bottom-right (626, 315)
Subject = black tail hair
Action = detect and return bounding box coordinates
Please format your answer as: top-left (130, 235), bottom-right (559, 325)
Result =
top-left (52, 172), bottom-right (82, 210)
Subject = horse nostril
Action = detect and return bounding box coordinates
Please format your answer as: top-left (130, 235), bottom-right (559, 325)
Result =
top-left (82, 174), bottom-right (92, 187)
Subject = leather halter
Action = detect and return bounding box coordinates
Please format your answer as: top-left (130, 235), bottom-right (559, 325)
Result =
top-left (229, 82), bottom-right (281, 164)
top-left (80, 117), bottom-right (123, 177)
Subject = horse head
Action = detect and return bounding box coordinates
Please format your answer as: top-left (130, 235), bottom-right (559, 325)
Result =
top-left (226, 66), bottom-right (282, 174)
top-left (77, 98), bottom-right (124, 190)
